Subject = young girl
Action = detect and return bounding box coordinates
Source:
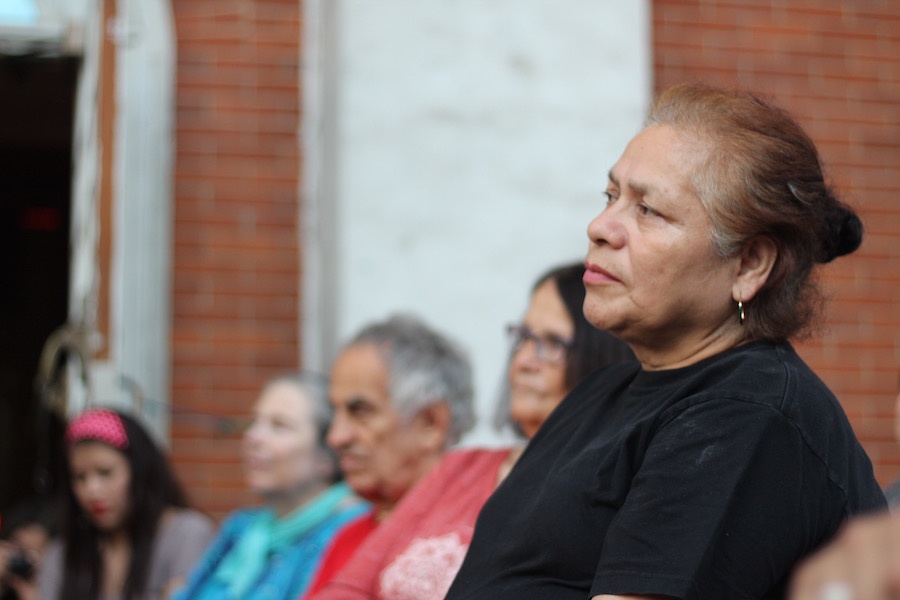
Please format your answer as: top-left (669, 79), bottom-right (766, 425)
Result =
top-left (38, 408), bottom-right (215, 600)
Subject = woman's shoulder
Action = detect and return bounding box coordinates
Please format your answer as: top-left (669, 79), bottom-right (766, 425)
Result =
top-left (37, 538), bottom-right (64, 598)
top-left (702, 341), bottom-right (842, 413)
top-left (205, 506), bottom-right (266, 539)
top-left (42, 537), bottom-right (63, 560)
top-left (651, 342), bottom-right (856, 444)
top-left (645, 341), bottom-right (808, 407)
top-left (156, 508), bottom-right (217, 553)
top-left (164, 508), bottom-right (216, 535)
top-left (552, 341), bottom-right (815, 431)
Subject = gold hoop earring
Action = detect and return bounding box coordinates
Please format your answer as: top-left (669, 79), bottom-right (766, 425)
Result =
top-left (737, 298), bottom-right (745, 325)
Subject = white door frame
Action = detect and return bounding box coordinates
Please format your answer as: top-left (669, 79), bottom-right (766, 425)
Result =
top-left (66, 0), bottom-right (175, 441)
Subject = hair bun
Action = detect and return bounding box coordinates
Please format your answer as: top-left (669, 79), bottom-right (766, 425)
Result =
top-left (820, 204), bottom-right (863, 263)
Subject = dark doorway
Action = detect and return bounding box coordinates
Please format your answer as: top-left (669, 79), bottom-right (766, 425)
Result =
top-left (0, 53), bottom-right (78, 513)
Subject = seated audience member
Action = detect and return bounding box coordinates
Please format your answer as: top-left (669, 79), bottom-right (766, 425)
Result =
top-left (0, 499), bottom-right (56, 600)
top-left (310, 262), bottom-right (635, 600)
top-left (494, 262), bottom-right (636, 445)
top-left (173, 375), bottom-right (367, 600)
top-left (38, 407), bottom-right (216, 600)
top-left (444, 82), bottom-right (886, 600)
top-left (304, 314), bottom-right (475, 595)
top-left (789, 510), bottom-right (900, 600)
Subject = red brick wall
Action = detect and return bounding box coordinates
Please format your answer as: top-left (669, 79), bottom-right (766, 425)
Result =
top-left (170, 1), bottom-right (303, 519)
top-left (653, 1), bottom-right (900, 484)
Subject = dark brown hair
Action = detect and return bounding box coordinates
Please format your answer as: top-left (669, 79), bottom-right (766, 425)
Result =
top-left (59, 409), bottom-right (189, 600)
top-left (646, 82), bottom-right (863, 341)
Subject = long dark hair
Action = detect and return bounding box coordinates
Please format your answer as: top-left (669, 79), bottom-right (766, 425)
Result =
top-left (59, 409), bottom-right (188, 600)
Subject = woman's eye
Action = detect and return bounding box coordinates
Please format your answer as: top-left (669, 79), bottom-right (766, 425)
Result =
top-left (603, 191), bottom-right (616, 205)
top-left (548, 339), bottom-right (567, 353)
top-left (637, 203), bottom-right (659, 217)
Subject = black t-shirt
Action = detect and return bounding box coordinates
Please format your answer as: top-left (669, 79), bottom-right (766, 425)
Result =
top-left (446, 341), bottom-right (886, 600)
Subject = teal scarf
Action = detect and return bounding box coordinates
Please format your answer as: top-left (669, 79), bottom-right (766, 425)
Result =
top-left (212, 483), bottom-right (354, 598)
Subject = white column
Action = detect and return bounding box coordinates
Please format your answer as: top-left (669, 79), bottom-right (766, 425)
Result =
top-left (307, 0), bottom-right (651, 444)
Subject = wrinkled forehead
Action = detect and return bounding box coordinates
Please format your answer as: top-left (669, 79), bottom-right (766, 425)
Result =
top-left (255, 380), bottom-right (312, 412)
top-left (329, 343), bottom-right (393, 408)
top-left (610, 125), bottom-right (708, 199)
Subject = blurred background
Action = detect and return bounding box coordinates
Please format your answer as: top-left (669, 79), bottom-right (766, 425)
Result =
top-left (0, 0), bottom-right (896, 520)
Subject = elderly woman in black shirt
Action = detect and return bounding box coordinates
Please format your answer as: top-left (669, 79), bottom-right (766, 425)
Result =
top-left (445, 82), bottom-right (886, 600)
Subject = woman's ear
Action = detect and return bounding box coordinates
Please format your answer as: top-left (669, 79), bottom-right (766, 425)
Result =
top-left (412, 401), bottom-right (452, 452)
top-left (733, 236), bottom-right (778, 302)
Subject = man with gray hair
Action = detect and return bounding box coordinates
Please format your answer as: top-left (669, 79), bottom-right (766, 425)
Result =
top-left (304, 313), bottom-right (475, 595)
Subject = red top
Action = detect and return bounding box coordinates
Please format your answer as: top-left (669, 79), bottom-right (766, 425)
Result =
top-left (304, 510), bottom-right (379, 597)
top-left (308, 448), bottom-right (512, 600)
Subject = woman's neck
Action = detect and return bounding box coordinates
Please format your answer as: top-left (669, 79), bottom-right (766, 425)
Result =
top-left (98, 526), bottom-right (130, 549)
top-left (631, 321), bottom-right (750, 371)
top-left (98, 531), bottom-right (131, 596)
top-left (269, 480), bottom-right (331, 518)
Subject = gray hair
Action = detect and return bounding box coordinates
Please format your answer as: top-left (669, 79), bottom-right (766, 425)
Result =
top-left (346, 314), bottom-right (475, 445)
top-left (263, 372), bottom-right (339, 481)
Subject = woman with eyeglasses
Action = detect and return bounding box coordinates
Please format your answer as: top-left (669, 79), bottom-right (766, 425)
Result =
top-left (308, 262), bottom-right (635, 600)
top-left (502, 263), bottom-right (636, 444)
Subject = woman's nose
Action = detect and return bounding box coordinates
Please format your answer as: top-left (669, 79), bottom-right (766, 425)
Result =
top-left (243, 421), bottom-right (263, 445)
top-left (511, 341), bottom-right (540, 370)
top-left (587, 205), bottom-right (626, 249)
top-left (83, 474), bottom-right (103, 496)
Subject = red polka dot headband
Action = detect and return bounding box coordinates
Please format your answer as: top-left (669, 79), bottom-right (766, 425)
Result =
top-left (65, 408), bottom-right (129, 450)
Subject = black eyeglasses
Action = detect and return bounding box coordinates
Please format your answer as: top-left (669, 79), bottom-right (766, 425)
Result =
top-left (506, 323), bottom-right (573, 364)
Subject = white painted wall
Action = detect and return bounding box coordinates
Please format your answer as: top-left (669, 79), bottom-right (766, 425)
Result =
top-left (307, 0), bottom-right (651, 444)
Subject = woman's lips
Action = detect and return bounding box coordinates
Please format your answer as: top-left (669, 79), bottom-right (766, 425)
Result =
top-left (583, 262), bottom-right (620, 284)
top-left (89, 504), bottom-right (108, 516)
top-left (510, 380), bottom-right (543, 395)
top-left (339, 454), bottom-right (364, 473)
top-left (244, 452), bottom-right (272, 470)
